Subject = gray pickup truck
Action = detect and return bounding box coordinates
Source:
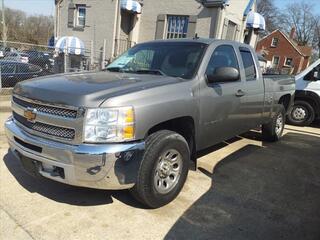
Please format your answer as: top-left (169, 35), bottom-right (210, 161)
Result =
top-left (5, 39), bottom-right (295, 208)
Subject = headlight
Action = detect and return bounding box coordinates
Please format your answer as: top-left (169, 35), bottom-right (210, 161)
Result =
top-left (83, 107), bottom-right (135, 143)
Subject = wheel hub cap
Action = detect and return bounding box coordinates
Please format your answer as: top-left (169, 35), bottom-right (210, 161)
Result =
top-left (292, 107), bottom-right (306, 120)
top-left (154, 149), bottom-right (182, 194)
top-left (275, 114), bottom-right (283, 136)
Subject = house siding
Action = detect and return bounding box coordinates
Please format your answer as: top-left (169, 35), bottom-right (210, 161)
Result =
top-left (55, 0), bottom-right (258, 62)
top-left (56, 0), bottom-right (117, 60)
top-left (137, 0), bottom-right (210, 43)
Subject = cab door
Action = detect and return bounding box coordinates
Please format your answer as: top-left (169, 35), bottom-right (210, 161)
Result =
top-left (298, 63), bottom-right (320, 93)
top-left (198, 44), bottom-right (246, 150)
top-left (0, 63), bottom-right (17, 88)
top-left (237, 47), bottom-right (265, 129)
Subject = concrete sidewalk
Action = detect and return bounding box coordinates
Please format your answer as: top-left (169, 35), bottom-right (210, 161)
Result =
top-left (0, 95), bottom-right (11, 113)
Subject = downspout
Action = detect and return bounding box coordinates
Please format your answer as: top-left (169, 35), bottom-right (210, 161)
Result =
top-left (111, 0), bottom-right (121, 59)
top-left (212, 7), bottom-right (222, 38)
top-left (55, 0), bottom-right (63, 40)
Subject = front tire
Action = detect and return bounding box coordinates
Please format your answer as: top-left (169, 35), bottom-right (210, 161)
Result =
top-left (131, 130), bottom-right (190, 208)
top-left (262, 105), bottom-right (286, 142)
top-left (287, 100), bottom-right (315, 126)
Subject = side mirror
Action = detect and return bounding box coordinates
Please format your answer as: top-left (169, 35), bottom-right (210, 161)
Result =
top-left (206, 67), bottom-right (240, 83)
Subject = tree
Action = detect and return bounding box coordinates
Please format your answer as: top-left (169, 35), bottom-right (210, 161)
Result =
top-left (0, 7), bottom-right (53, 45)
top-left (257, 0), bottom-right (279, 35)
top-left (280, 1), bottom-right (316, 46)
top-left (313, 16), bottom-right (320, 59)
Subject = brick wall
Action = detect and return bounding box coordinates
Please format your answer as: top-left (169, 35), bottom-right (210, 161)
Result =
top-left (256, 30), bottom-right (309, 74)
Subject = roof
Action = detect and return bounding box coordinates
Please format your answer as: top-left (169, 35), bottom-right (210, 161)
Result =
top-left (0, 60), bottom-right (28, 64)
top-left (298, 45), bottom-right (312, 57)
top-left (136, 38), bottom-right (256, 52)
top-left (138, 38), bottom-right (256, 47)
top-left (140, 38), bottom-right (217, 45)
top-left (258, 29), bottom-right (312, 57)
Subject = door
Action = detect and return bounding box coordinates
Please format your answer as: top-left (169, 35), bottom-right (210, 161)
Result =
top-left (117, 11), bottom-right (134, 55)
top-left (299, 63), bottom-right (320, 94)
top-left (17, 64), bottom-right (41, 82)
top-left (1, 63), bottom-right (16, 88)
top-left (199, 44), bottom-right (245, 149)
top-left (238, 47), bottom-right (265, 129)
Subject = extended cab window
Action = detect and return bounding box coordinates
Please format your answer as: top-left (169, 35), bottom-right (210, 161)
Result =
top-left (240, 48), bottom-right (256, 81)
top-left (1, 64), bottom-right (16, 74)
top-left (206, 45), bottom-right (239, 78)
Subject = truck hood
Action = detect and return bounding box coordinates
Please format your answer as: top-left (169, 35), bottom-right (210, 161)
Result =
top-left (13, 71), bottom-right (184, 107)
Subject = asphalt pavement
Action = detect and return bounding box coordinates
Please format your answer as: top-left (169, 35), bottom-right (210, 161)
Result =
top-left (0, 107), bottom-right (319, 239)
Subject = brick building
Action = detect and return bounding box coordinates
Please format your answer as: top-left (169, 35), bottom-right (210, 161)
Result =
top-left (256, 29), bottom-right (312, 74)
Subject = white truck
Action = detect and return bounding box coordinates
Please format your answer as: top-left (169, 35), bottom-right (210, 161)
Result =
top-left (287, 59), bottom-right (320, 126)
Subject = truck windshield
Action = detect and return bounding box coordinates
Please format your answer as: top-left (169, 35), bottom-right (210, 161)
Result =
top-left (106, 42), bottom-right (207, 79)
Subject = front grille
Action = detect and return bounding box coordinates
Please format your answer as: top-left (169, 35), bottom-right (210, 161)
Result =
top-left (13, 96), bottom-right (78, 119)
top-left (13, 112), bottom-right (75, 140)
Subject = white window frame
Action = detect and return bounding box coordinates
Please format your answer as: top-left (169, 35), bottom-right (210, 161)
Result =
top-left (271, 37), bottom-right (279, 47)
top-left (284, 57), bottom-right (293, 67)
top-left (76, 5), bottom-right (86, 28)
top-left (272, 56), bottom-right (280, 66)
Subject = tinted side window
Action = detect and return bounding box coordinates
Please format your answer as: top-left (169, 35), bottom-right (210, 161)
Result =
top-left (18, 64), bottom-right (29, 73)
top-left (19, 64), bottom-right (41, 73)
top-left (29, 65), bottom-right (41, 73)
top-left (304, 64), bottom-right (320, 81)
top-left (1, 64), bottom-right (16, 74)
top-left (206, 45), bottom-right (239, 76)
top-left (240, 48), bottom-right (256, 81)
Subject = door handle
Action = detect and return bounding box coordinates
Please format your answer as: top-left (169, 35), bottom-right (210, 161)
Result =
top-left (235, 89), bottom-right (245, 97)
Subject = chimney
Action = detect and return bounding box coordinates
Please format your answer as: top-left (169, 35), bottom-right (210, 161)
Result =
top-left (290, 27), bottom-right (296, 39)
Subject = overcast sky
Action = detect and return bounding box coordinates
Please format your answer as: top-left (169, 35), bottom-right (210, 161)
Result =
top-left (3, 0), bottom-right (320, 16)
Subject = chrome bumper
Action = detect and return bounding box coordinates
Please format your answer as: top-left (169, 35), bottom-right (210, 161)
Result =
top-left (5, 117), bottom-right (145, 190)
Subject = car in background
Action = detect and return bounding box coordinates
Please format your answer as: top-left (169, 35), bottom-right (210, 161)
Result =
top-left (0, 47), bottom-right (11, 58)
top-left (4, 52), bottom-right (29, 63)
top-left (0, 60), bottom-right (49, 88)
top-left (24, 50), bottom-right (54, 71)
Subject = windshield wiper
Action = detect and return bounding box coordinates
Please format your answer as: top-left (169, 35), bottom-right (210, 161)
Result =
top-left (105, 67), bottom-right (166, 76)
top-left (134, 69), bottom-right (166, 76)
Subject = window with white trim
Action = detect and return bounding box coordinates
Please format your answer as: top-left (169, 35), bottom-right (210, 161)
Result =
top-left (76, 5), bottom-right (86, 28)
top-left (166, 16), bottom-right (189, 39)
top-left (272, 56), bottom-right (280, 66)
top-left (284, 57), bottom-right (293, 67)
top-left (271, 37), bottom-right (279, 47)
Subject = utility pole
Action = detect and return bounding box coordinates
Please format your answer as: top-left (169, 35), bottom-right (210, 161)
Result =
top-left (1, 0), bottom-right (7, 47)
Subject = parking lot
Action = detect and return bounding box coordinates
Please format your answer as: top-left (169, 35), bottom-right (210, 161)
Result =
top-left (0, 110), bottom-right (320, 240)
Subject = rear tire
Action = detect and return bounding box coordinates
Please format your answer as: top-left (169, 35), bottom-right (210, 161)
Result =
top-left (131, 130), bottom-right (190, 208)
top-left (287, 100), bottom-right (315, 126)
top-left (262, 105), bottom-right (285, 142)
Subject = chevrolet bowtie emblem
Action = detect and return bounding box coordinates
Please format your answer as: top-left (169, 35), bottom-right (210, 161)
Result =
top-left (24, 108), bottom-right (37, 122)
